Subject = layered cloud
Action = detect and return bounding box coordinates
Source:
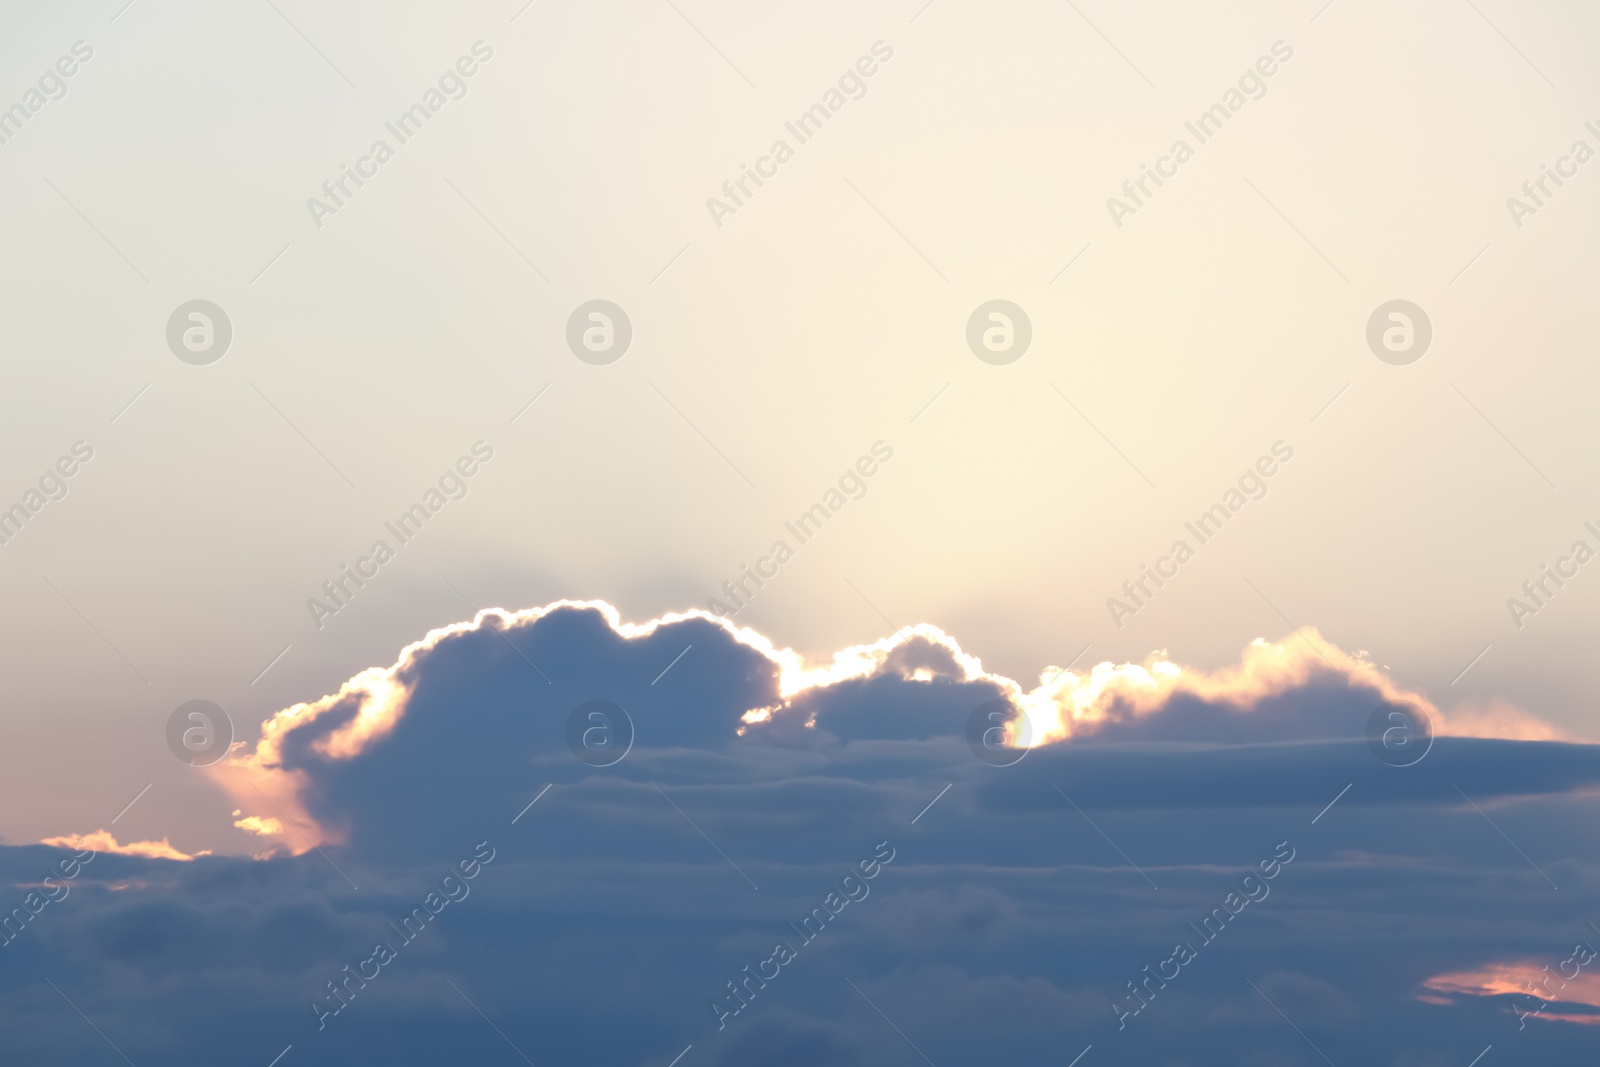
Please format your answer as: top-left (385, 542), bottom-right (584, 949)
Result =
top-left (10, 602), bottom-right (1597, 1065)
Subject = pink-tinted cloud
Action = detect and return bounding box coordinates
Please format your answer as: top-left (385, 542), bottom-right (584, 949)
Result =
top-left (1422, 961), bottom-right (1600, 1026)
top-left (40, 830), bottom-right (196, 862)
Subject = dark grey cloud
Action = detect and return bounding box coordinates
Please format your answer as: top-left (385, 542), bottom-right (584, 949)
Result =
top-left (8, 604), bottom-right (1599, 1064)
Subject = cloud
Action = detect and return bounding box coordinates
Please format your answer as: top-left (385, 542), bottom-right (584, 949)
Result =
top-left (6, 600), bottom-right (1582, 1064)
top-left (213, 602), bottom-right (1566, 854)
top-left (231, 812), bottom-right (284, 837)
top-left (1435, 699), bottom-right (1569, 741)
top-left (38, 831), bottom-right (196, 861)
top-left (699, 1009), bottom-right (865, 1067)
top-left (1422, 961), bottom-right (1600, 1026)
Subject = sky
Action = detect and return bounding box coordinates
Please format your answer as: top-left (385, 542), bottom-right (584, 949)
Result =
top-left (1, 0), bottom-right (1598, 1063)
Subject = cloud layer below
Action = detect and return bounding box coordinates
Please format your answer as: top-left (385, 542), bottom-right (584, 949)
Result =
top-left (13, 602), bottom-right (1598, 1066)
